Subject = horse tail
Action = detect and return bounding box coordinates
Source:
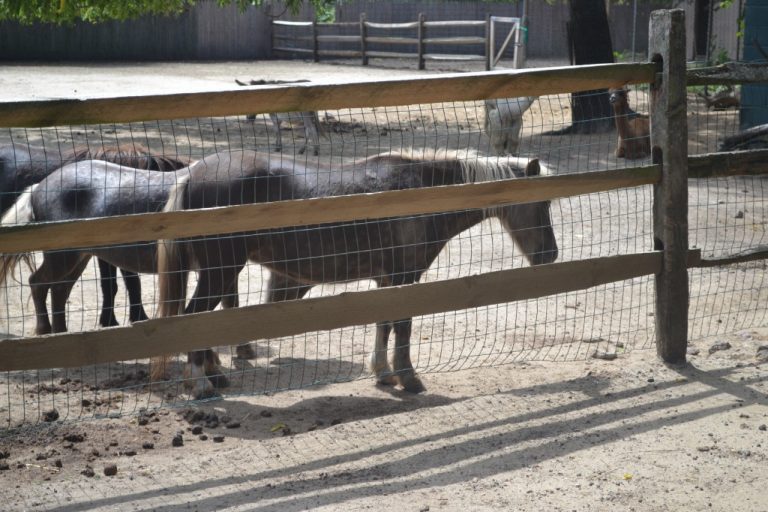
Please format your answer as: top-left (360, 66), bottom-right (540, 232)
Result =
top-left (152, 175), bottom-right (191, 381)
top-left (0, 185), bottom-right (38, 292)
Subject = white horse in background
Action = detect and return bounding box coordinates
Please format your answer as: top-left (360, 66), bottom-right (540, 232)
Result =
top-left (483, 96), bottom-right (536, 156)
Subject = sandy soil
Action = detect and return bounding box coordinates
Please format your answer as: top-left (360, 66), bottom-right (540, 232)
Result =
top-left (0, 59), bottom-right (766, 511)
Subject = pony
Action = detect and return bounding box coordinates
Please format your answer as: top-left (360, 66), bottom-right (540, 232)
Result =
top-left (0, 142), bottom-right (189, 327)
top-left (0, 159), bottom-right (253, 362)
top-left (483, 96), bottom-right (536, 156)
top-left (154, 148), bottom-right (558, 398)
top-left (608, 88), bottom-right (651, 160)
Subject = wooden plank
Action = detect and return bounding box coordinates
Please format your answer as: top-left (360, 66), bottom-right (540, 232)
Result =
top-left (364, 51), bottom-right (419, 59)
top-left (316, 35), bottom-right (362, 43)
top-left (686, 62), bottom-right (768, 86)
top-left (688, 149), bottom-right (768, 179)
top-left (273, 20), bottom-right (313, 27)
top-left (272, 35), bottom-right (315, 42)
top-left (695, 246), bottom-right (768, 268)
top-left (364, 21), bottom-right (420, 29)
top-left (489, 16), bottom-right (520, 24)
top-left (650, 9), bottom-right (689, 364)
top-left (0, 63), bottom-right (657, 127)
top-left (0, 251), bottom-right (682, 372)
top-left (317, 21), bottom-right (359, 28)
top-left (317, 50), bottom-right (363, 58)
top-left (423, 37), bottom-right (486, 45)
top-left (423, 54), bottom-right (486, 61)
top-left (423, 20), bottom-right (486, 27)
top-left (0, 165), bottom-right (660, 254)
top-left (272, 46), bottom-right (314, 54)
top-left (363, 36), bottom-right (420, 45)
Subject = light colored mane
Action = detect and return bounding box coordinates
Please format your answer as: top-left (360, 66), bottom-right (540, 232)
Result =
top-left (391, 147), bottom-right (549, 183)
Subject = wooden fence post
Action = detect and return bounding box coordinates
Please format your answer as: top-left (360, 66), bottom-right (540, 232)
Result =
top-left (649, 9), bottom-right (689, 364)
top-left (514, 0), bottom-right (528, 69)
top-left (418, 13), bottom-right (426, 70)
top-left (312, 20), bottom-right (319, 62)
top-left (485, 14), bottom-right (492, 71)
top-left (360, 13), bottom-right (368, 66)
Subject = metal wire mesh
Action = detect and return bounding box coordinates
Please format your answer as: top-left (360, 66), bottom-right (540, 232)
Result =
top-left (0, 78), bottom-right (765, 428)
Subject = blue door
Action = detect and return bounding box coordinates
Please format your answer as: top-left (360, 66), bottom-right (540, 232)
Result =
top-left (741, 0), bottom-right (768, 128)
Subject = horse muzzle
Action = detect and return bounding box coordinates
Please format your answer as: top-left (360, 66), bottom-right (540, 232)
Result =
top-left (530, 245), bottom-right (558, 265)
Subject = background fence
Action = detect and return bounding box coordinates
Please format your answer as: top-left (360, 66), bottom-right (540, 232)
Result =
top-left (272, 14), bottom-right (523, 70)
top-left (0, 1), bottom-right (748, 65)
top-left (0, 10), bottom-right (767, 430)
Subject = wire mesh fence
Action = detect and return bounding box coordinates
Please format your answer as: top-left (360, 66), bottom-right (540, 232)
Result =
top-left (0, 65), bottom-right (765, 429)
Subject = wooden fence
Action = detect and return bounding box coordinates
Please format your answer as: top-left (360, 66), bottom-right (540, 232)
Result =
top-left (272, 14), bottom-right (524, 70)
top-left (1, 10), bottom-right (767, 374)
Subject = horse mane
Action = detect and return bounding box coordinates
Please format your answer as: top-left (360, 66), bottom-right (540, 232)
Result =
top-left (66, 143), bottom-right (190, 171)
top-left (384, 147), bottom-right (549, 183)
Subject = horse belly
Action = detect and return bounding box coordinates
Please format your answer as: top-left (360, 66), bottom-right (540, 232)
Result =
top-left (91, 244), bottom-right (158, 274)
top-left (251, 220), bottom-right (432, 286)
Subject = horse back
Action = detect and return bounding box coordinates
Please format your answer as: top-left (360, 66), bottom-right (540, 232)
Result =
top-left (180, 150), bottom-right (466, 211)
top-left (31, 160), bottom-right (185, 221)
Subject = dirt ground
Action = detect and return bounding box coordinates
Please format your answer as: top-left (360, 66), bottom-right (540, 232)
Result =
top-left (0, 59), bottom-right (767, 511)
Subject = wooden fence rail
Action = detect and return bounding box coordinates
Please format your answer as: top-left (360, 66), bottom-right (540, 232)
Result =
top-left (273, 13), bottom-right (521, 70)
top-left (0, 63), bottom-right (656, 128)
top-left (0, 10), bottom-right (766, 376)
top-left (0, 250), bottom-right (702, 372)
top-left (0, 165), bottom-right (660, 254)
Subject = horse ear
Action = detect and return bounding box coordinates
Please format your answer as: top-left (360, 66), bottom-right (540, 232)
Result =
top-left (525, 158), bottom-right (540, 177)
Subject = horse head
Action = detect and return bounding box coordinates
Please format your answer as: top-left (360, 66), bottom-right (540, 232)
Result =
top-left (497, 158), bottom-right (558, 266)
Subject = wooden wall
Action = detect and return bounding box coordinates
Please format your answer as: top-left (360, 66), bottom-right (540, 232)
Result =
top-left (0, 0), bottom-right (655, 62)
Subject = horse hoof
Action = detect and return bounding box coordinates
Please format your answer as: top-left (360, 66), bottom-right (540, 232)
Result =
top-left (235, 343), bottom-right (257, 360)
top-left (194, 388), bottom-right (221, 400)
top-left (207, 373), bottom-right (230, 389)
top-left (375, 374), bottom-right (398, 387)
top-left (130, 311), bottom-right (149, 323)
top-left (399, 375), bottom-right (426, 394)
top-left (99, 315), bottom-right (119, 328)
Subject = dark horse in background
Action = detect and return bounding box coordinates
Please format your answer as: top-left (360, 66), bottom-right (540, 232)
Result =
top-left (0, 142), bottom-right (189, 328)
top-left (155, 149), bottom-right (558, 398)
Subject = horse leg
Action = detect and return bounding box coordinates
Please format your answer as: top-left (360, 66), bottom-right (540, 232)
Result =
top-left (121, 268), bottom-right (149, 323)
top-left (97, 259), bottom-right (120, 327)
top-left (218, 278), bottom-right (257, 360)
top-left (303, 112), bottom-right (320, 156)
top-left (185, 350), bottom-right (219, 400)
top-left (28, 252), bottom-right (87, 335)
top-left (392, 317), bottom-right (425, 393)
top-left (29, 259), bottom-right (53, 335)
top-left (183, 266), bottom-right (242, 397)
top-left (369, 321), bottom-right (398, 386)
top-left (49, 255), bottom-right (91, 334)
top-left (241, 272), bottom-right (313, 360)
top-left (266, 272), bottom-right (313, 303)
top-left (269, 113), bottom-right (283, 152)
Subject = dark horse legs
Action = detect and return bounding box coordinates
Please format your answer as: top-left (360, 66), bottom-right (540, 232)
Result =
top-left (369, 318), bottom-right (425, 393)
top-left (97, 259), bottom-right (149, 327)
top-left (183, 263), bottom-right (245, 398)
top-left (265, 273), bottom-right (425, 393)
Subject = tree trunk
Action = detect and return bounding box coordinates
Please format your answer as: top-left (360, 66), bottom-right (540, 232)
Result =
top-left (567, 0), bottom-right (616, 134)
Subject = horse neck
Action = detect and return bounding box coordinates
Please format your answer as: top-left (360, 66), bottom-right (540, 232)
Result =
top-left (612, 101), bottom-right (633, 139)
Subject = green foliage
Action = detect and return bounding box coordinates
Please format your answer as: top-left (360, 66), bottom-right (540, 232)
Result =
top-left (0, 0), bottom-right (319, 25)
top-left (711, 47), bottom-right (730, 66)
top-left (315, 0), bottom-right (336, 23)
top-left (0, 0), bottom-right (189, 24)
